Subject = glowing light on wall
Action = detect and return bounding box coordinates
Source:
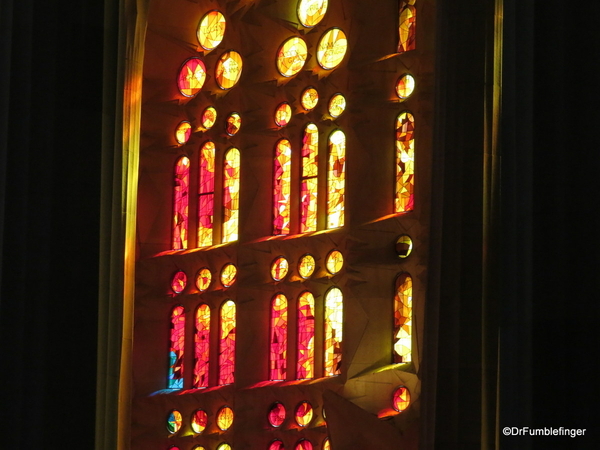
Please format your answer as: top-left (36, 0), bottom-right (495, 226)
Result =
top-left (328, 93), bottom-right (346, 118)
top-left (398, 1), bottom-right (416, 53)
top-left (216, 50), bottom-right (243, 89)
top-left (197, 10), bottom-right (226, 51)
top-left (296, 291), bottom-right (315, 379)
top-left (220, 263), bottom-right (237, 287)
top-left (167, 410), bottom-right (183, 434)
top-left (178, 58), bottom-right (206, 97)
top-left (395, 112), bottom-right (415, 213)
top-left (270, 294), bottom-right (288, 380)
top-left (196, 267), bottom-right (212, 291)
top-left (223, 148), bottom-right (240, 243)
top-left (194, 304), bottom-right (211, 388)
top-left (173, 156), bottom-right (190, 250)
top-left (175, 121), bottom-right (192, 144)
top-left (201, 106), bottom-right (217, 130)
top-left (217, 406), bottom-right (234, 430)
top-left (325, 250), bottom-right (343, 275)
top-left (273, 139), bottom-right (292, 235)
top-left (298, 254), bottom-right (316, 279)
top-left (301, 87), bottom-right (319, 111)
top-left (295, 401), bottom-right (313, 427)
top-left (392, 386), bottom-right (411, 412)
top-left (324, 287), bottom-right (343, 376)
top-left (396, 74), bottom-right (415, 100)
top-left (225, 112), bottom-right (241, 136)
top-left (219, 300), bottom-right (236, 385)
top-left (316, 28), bottom-right (347, 70)
top-left (301, 123), bottom-right (318, 232)
top-left (191, 409), bottom-right (208, 434)
top-left (277, 37), bottom-right (308, 77)
top-left (168, 306), bottom-right (185, 388)
top-left (394, 273), bottom-right (412, 363)
top-left (268, 402), bottom-right (286, 427)
top-left (171, 270), bottom-right (187, 294)
top-left (327, 130), bottom-right (345, 229)
top-left (198, 141), bottom-right (215, 247)
top-left (297, 0), bottom-right (328, 27)
top-left (271, 256), bottom-right (289, 281)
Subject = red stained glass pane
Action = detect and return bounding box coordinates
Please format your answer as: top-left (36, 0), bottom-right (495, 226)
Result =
top-left (223, 148), bottom-right (240, 243)
top-left (301, 123), bottom-right (318, 233)
top-left (394, 274), bottom-right (412, 363)
top-left (398, 2), bottom-right (416, 53)
top-left (392, 386), bottom-right (411, 412)
top-left (194, 304), bottom-right (211, 388)
top-left (219, 300), bottom-right (236, 385)
top-left (295, 440), bottom-right (313, 450)
top-left (327, 130), bottom-right (345, 229)
top-left (217, 406), bottom-right (234, 430)
top-left (395, 112), bottom-right (415, 213)
top-left (268, 402), bottom-right (286, 427)
top-left (173, 156), bottom-right (190, 250)
top-left (273, 139), bottom-right (292, 235)
top-left (269, 440), bottom-right (285, 450)
top-left (168, 306), bottom-right (185, 388)
top-left (271, 257), bottom-right (289, 281)
top-left (296, 291), bottom-right (315, 379)
top-left (178, 58), bottom-right (207, 97)
top-left (295, 401), bottom-right (313, 427)
top-left (198, 141), bottom-right (215, 247)
top-left (324, 287), bottom-right (343, 376)
top-left (196, 268), bottom-right (212, 291)
top-left (191, 409), bottom-right (208, 434)
top-left (270, 294), bottom-right (288, 380)
top-left (175, 121), bottom-right (192, 144)
top-left (171, 270), bottom-right (187, 294)
top-left (275, 102), bottom-right (292, 127)
top-left (216, 50), bottom-right (243, 90)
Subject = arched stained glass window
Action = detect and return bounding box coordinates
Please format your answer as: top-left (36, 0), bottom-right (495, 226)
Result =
top-left (327, 130), bottom-right (345, 229)
top-left (324, 287), bottom-right (343, 376)
top-left (395, 112), bottom-right (415, 213)
top-left (219, 300), bottom-right (236, 385)
top-left (301, 124), bottom-right (318, 233)
top-left (297, 291), bottom-right (315, 379)
top-left (168, 306), bottom-right (185, 388)
top-left (273, 139), bottom-right (292, 235)
top-left (173, 156), bottom-right (190, 250)
top-left (398, 1), bottom-right (416, 53)
top-left (194, 304), bottom-right (211, 388)
top-left (198, 141), bottom-right (215, 247)
top-left (394, 273), bottom-right (412, 363)
top-left (197, 10), bottom-right (226, 51)
top-left (270, 294), bottom-right (288, 380)
top-left (223, 148), bottom-right (240, 243)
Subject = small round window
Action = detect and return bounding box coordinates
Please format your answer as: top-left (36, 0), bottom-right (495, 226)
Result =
top-left (325, 250), bottom-right (343, 274)
top-left (392, 385), bottom-right (411, 412)
top-left (297, 0), bottom-right (328, 27)
top-left (268, 402), bottom-right (286, 427)
top-left (167, 410), bottom-right (183, 434)
top-left (201, 106), bottom-right (217, 130)
top-left (177, 58), bottom-right (206, 97)
top-left (175, 121), bottom-right (192, 144)
top-left (216, 50), bottom-right (243, 89)
top-left (298, 254), bottom-right (316, 279)
top-left (396, 74), bottom-right (415, 100)
top-left (295, 439), bottom-right (313, 450)
top-left (275, 102), bottom-right (292, 127)
top-left (196, 268), bottom-right (212, 291)
top-left (396, 235), bottom-right (413, 258)
top-left (301, 87), bottom-right (319, 111)
top-left (316, 28), bottom-right (347, 70)
top-left (217, 406), bottom-right (234, 430)
top-left (269, 440), bottom-right (285, 450)
top-left (226, 112), bottom-right (241, 136)
top-left (276, 37), bottom-right (308, 77)
top-left (220, 263), bottom-right (237, 287)
top-left (271, 257), bottom-right (289, 281)
top-left (294, 401), bottom-right (313, 427)
top-left (197, 10), bottom-right (226, 51)
top-left (328, 93), bottom-right (346, 118)
top-left (171, 270), bottom-right (187, 294)
top-left (191, 409), bottom-right (208, 434)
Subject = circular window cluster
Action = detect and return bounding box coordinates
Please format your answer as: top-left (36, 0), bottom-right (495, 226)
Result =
top-left (166, 405), bottom-right (236, 436)
top-left (267, 250), bottom-right (343, 281)
top-left (170, 264), bottom-right (239, 293)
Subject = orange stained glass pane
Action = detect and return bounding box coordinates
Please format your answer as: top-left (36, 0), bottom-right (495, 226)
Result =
top-left (220, 263), bottom-right (237, 287)
top-left (275, 102), bottom-right (292, 127)
top-left (222, 147), bottom-right (240, 243)
top-left (301, 123), bottom-right (318, 233)
top-left (194, 304), bottom-right (211, 388)
top-left (395, 112), bottom-right (415, 212)
top-left (298, 254), bottom-right (316, 279)
top-left (316, 28), bottom-right (347, 70)
top-left (398, 2), bottom-right (416, 53)
top-left (171, 270), bottom-right (187, 294)
top-left (325, 250), bottom-right (343, 274)
top-left (196, 267), bottom-right (212, 291)
top-left (328, 93), bottom-right (346, 118)
top-left (295, 440), bottom-right (313, 450)
top-left (396, 234), bottom-right (413, 258)
top-left (198, 141), bottom-right (215, 247)
top-left (273, 139), bottom-right (292, 235)
top-left (270, 294), bottom-right (288, 380)
top-left (301, 87), bottom-right (319, 111)
top-left (226, 112), bottom-right (241, 136)
top-left (327, 130), bottom-right (345, 229)
top-left (173, 156), bottom-right (190, 250)
top-left (201, 106), bottom-right (217, 130)
top-left (396, 74), bottom-right (415, 100)
top-left (324, 287), bottom-right (343, 376)
top-left (219, 300), bottom-right (236, 385)
top-left (296, 291), bottom-right (315, 379)
top-left (191, 409), bottom-right (208, 434)
top-left (167, 410), bottom-right (183, 434)
top-left (168, 306), bottom-right (185, 388)
top-left (269, 440), bottom-right (285, 450)
top-left (178, 58), bottom-right (207, 97)
top-left (197, 10), bottom-right (226, 51)
top-left (216, 50), bottom-right (243, 89)
top-left (297, 0), bottom-right (328, 27)
top-left (268, 402), bottom-right (286, 427)
top-left (392, 386), bottom-right (411, 412)
top-left (295, 401), bottom-right (313, 427)
top-left (217, 406), bottom-right (234, 430)
top-left (394, 273), bottom-right (412, 363)
top-left (271, 256), bottom-right (289, 281)
top-left (277, 37), bottom-right (308, 77)
top-left (175, 121), bottom-right (192, 144)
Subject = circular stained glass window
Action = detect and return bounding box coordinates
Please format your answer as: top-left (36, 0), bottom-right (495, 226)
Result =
top-left (197, 10), bottom-right (226, 51)
top-left (270, 257), bottom-right (289, 281)
top-left (396, 74), bottom-right (415, 100)
top-left (167, 410), bottom-right (183, 434)
top-left (297, 0), bottom-right (328, 27)
top-left (192, 447), bottom-right (207, 450)
top-left (269, 440), bottom-right (285, 450)
top-left (226, 112), bottom-right (241, 136)
top-left (191, 409), bottom-right (208, 434)
top-left (316, 28), bottom-right (347, 70)
top-left (294, 401), bottom-right (313, 427)
top-left (175, 121), bottom-right (192, 144)
top-left (277, 37), bottom-right (308, 77)
top-left (275, 102), bottom-right (292, 127)
top-left (322, 438), bottom-right (331, 450)
top-left (220, 263), bottom-right (237, 287)
top-left (196, 268), bottom-right (212, 291)
top-left (216, 50), bottom-right (243, 89)
top-left (217, 406), bottom-right (234, 430)
top-left (295, 439), bottom-right (313, 450)
top-left (268, 402), bottom-right (286, 427)
top-left (298, 254), bottom-right (316, 279)
top-left (396, 235), bottom-right (413, 258)
top-left (217, 444), bottom-right (232, 450)
top-left (392, 385), bottom-right (411, 412)
top-left (171, 270), bottom-right (187, 293)
top-left (201, 106), bottom-right (217, 130)
top-left (301, 87), bottom-right (319, 111)
top-left (328, 93), bottom-right (346, 118)
top-left (325, 250), bottom-right (343, 274)
top-left (178, 57), bottom-right (207, 97)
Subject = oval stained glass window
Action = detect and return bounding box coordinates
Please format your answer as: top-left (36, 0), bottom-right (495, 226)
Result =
top-left (275, 102), bottom-right (292, 127)
top-left (197, 10), bottom-right (226, 51)
top-left (217, 444), bottom-right (232, 450)
top-left (301, 87), bottom-right (319, 111)
top-left (392, 385), bottom-right (411, 412)
top-left (216, 50), bottom-right (243, 89)
top-left (271, 257), bottom-right (289, 281)
top-left (316, 28), bottom-right (347, 70)
top-left (298, 254), bottom-right (316, 279)
top-left (220, 263), bottom-right (237, 287)
top-left (196, 268), bottom-right (212, 291)
top-left (167, 410), bottom-right (183, 434)
top-left (268, 402), bottom-right (286, 427)
top-left (396, 235), bottom-right (413, 258)
top-left (178, 58), bottom-right (207, 97)
top-left (201, 106), bottom-right (217, 130)
top-left (269, 440), bottom-right (285, 450)
top-left (175, 121), bottom-right (192, 144)
top-left (171, 270), bottom-right (187, 293)
top-left (325, 250), bottom-right (343, 274)
top-left (226, 112), bottom-right (241, 136)
top-left (277, 37), bottom-right (308, 77)
top-left (295, 439), bottom-right (313, 450)
top-left (297, 0), bottom-right (328, 27)
top-left (328, 93), bottom-right (346, 118)
top-left (191, 409), bottom-right (208, 434)
top-left (396, 74), bottom-right (415, 100)
top-left (294, 401), bottom-right (313, 427)
top-left (217, 406), bottom-right (234, 430)
top-left (322, 438), bottom-right (331, 450)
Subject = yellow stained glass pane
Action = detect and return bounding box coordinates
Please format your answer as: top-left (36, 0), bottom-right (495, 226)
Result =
top-left (298, 254), bottom-right (315, 279)
top-left (275, 102), bottom-right (292, 127)
top-left (197, 10), bottom-right (226, 51)
top-left (325, 250), bottom-right (343, 274)
top-left (217, 406), bottom-right (234, 430)
top-left (316, 28), bottom-right (347, 70)
top-left (327, 130), bottom-right (345, 229)
top-left (226, 112), bottom-right (241, 136)
top-left (175, 121), bottom-right (192, 144)
top-left (301, 87), bottom-right (319, 111)
top-left (398, 3), bottom-right (416, 53)
top-left (328, 93), bottom-right (346, 118)
top-left (196, 268), bottom-right (212, 291)
top-left (396, 235), bottom-right (413, 258)
top-left (216, 444), bottom-right (232, 450)
top-left (396, 74), bottom-right (415, 100)
top-left (216, 50), bottom-right (243, 90)
top-left (178, 58), bottom-right (207, 97)
top-left (277, 37), bottom-right (308, 77)
top-left (220, 263), bottom-right (237, 287)
top-left (271, 256), bottom-right (289, 281)
top-left (297, 0), bottom-right (328, 27)
top-left (201, 106), bottom-right (217, 130)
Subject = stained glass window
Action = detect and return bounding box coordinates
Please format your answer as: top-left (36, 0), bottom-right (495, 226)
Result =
top-left (216, 50), bottom-right (243, 90)
top-left (175, 121), bottom-right (192, 144)
top-left (191, 409), bottom-right (208, 434)
top-left (328, 93), bottom-right (346, 118)
top-left (296, 291), bottom-right (315, 379)
top-left (201, 106), bottom-right (217, 130)
top-left (268, 402), bottom-right (286, 427)
top-left (223, 147), bottom-right (240, 243)
top-left (275, 102), bottom-right (292, 127)
top-left (269, 440), bottom-right (285, 450)
top-left (168, 306), bottom-right (185, 388)
top-left (197, 10), bottom-right (226, 51)
top-left (171, 270), bottom-right (187, 294)
top-left (395, 112), bottom-right (415, 212)
top-left (392, 385), bottom-right (411, 412)
top-left (271, 256), bottom-right (289, 281)
top-left (324, 287), bottom-right (343, 376)
top-left (394, 273), bottom-right (412, 363)
top-left (196, 267), bottom-right (212, 291)
top-left (398, 1), bottom-right (416, 53)
top-left (298, 254), bottom-right (316, 279)
top-left (192, 447), bottom-right (207, 450)
top-left (301, 123), bottom-right (318, 232)
top-left (194, 304), bottom-right (211, 388)
top-left (219, 300), bottom-right (236, 385)
top-left (270, 294), bottom-right (288, 381)
top-left (297, 0), bottom-right (328, 27)
top-left (316, 28), bottom-right (347, 70)
top-left (295, 440), bottom-right (313, 450)
top-left (273, 139), bottom-right (292, 235)
top-left (396, 234), bottom-right (413, 258)
top-left (198, 141), bottom-right (215, 247)
top-left (322, 438), bottom-right (331, 450)
top-left (178, 58), bottom-right (207, 97)
top-left (277, 37), bottom-right (308, 78)
top-left (295, 401), bottom-right (313, 427)
top-left (226, 112), bottom-right (241, 136)
top-left (301, 87), bottom-right (319, 111)
top-left (220, 263), bottom-right (237, 287)
top-left (217, 406), bottom-right (234, 430)
top-left (396, 74), bottom-right (415, 100)
top-left (217, 443), bottom-right (232, 450)
top-left (325, 250), bottom-right (343, 275)
top-left (173, 156), bottom-right (190, 250)
top-left (327, 130), bottom-right (345, 229)
top-left (167, 410), bottom-right (183, 434)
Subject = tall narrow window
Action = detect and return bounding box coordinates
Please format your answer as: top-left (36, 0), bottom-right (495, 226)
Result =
top-left (270, 294), bottom-right (288, 380)
top-left (168, 306), bottom-right (185, 388)
top-left (301, 124), bottom-right (318, 233)
top-left (173, 156), bottom-right (190, 250)
top-left (273, 139), bottom-right (292, 235)
top-left (394, 273), bottom-right (412, 363)
top-left (194, 304), bottom-right (211, 388)
top-left (198, 142), bottom-right (216, 247)
top-left (324, 287), bottom-right (343, 376)
top-left (398, 1), bottom-right (416, 53)
top-left (327, 130), bottom-right (345, 229)
top-left (219, 300), bottom-right (236, 385)
top-left (297, 291), bottom-right (315, 379)
top-left (395, 112), bottom-right (415, 213)
top-left (223, 148), bottom-right (240, 243)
